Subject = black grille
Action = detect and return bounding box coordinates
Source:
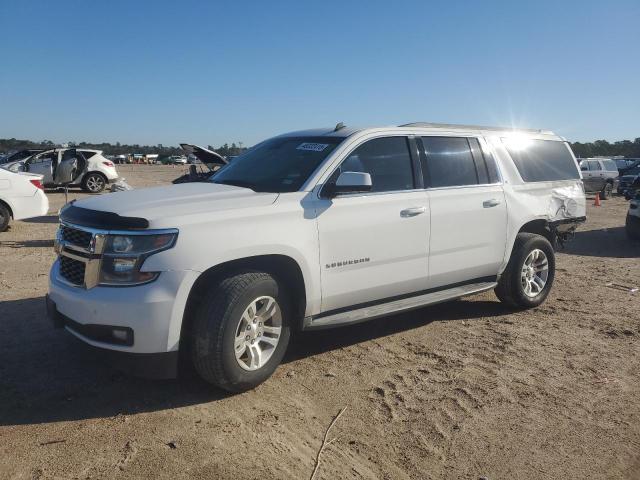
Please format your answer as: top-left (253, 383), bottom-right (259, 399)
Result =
top-left (61, 225), bottom-right (93, 249)
top-left (60, 256), bottom-right (86, 286)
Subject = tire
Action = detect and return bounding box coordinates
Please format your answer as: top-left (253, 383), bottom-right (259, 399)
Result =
top-left (0, 203), bottom-right (10, 232)
top-left (626, 215), bottom-right (640, 241)
top-left (495, 233), bottom-right (555, 309)
top-left (601, 182), bottom-right (613, 200)
top-left (82, 172), bottom-right (107, 193)
top-left (191, 272), bottom-right (291, 392)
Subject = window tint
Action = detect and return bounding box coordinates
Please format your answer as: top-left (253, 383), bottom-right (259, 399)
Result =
top-left (80, 151), bottom-right (97, 159)
top-left (587, 160), bottom-right (601, 171)
top-left (601, 159), bottom-right (617, 172)
top-left (422, 137), bottom-right (478, 188)
top-left (212, 136), bottom-right (343, 193)
top-left (333, 137), bottom-right (415, 193)
top-left (503, 139), bottom-right (580, 182)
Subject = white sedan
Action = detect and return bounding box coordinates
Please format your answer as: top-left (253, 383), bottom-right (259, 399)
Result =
top-left (0, 167), bottom-right (49, 231)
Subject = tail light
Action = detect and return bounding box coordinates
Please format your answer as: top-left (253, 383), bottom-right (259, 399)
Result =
top-left (30, 179), bottom-right (44, 190)
top-left (103, 161), bottom-right (115, 167)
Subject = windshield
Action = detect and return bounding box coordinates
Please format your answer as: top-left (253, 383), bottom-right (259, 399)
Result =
top-left (211, 136), bottom-right (344, 192)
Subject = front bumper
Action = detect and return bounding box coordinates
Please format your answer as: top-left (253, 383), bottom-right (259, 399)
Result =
top-left (48, 260), bottom-right (196, 377)
top-left (47, 295), bottom-right (179, 378)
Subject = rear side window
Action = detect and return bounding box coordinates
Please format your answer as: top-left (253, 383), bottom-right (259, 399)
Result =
top-left (334, 136), bottom-right (415, 193)
top-left (421, 137), bottom-right (478, 187)
top-left (503, 139), bottom-right (580, 182)
top-left (601, 159), bottom-right (617, 172)
top-left (80, 151), bottom-right (97, 159)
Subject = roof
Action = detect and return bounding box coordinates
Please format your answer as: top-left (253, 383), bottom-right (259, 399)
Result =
top-left (398, 122), bottom-right (555, 135)
top-left (276, 122), bottom-right (557, 140)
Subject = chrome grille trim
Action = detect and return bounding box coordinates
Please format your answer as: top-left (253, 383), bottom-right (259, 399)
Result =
top-left (54, 221), bottom-right (177, 289)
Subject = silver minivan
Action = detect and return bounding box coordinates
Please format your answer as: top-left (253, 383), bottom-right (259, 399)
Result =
top-left (578, 158), bottom-right (619, 199)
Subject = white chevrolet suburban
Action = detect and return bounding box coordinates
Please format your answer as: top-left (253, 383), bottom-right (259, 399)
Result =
top-left (47, 123), bottom-right (586, 391)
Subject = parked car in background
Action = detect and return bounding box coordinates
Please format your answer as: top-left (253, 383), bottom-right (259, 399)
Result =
top-left (1, 148), bottom-right (118, 193)
top-left (0, 167), bottom-right (49, 232)
top-left (578, 158), bottom-right (619, 199)
top-left (167, 155), bottom-right (188, 165)
top-left (615, 158), bottom-right (636, 172)
top-left (47, 122), bottom-right (586, 391)
top-left (172, 144), bottom-right (227, 183)
top-left (626, 192), bottom-right (640, 240)
top-left (618, 160), bottom-right (640, 195)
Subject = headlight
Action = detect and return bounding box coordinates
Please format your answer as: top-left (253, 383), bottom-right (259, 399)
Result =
top-left (99, 232), bottom-right (177, 286)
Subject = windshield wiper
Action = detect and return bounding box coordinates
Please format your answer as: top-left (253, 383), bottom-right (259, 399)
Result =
top-left (213, 179), bottom-right (258, 191)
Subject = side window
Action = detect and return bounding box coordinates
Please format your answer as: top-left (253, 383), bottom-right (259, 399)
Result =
top-left (331, 137), bottom-right (415, 193)
top-left (421, 136), bottom-right (478, 188)
top-left (587, 160), bottom-right (601, 171)
top-left (502, 139), bottom-right (580, 182)
top-left (601, 159), bottom-right (617, 172)
top-left (580, 161), bottom-right (589, 172)
top-left (81, 151), bottom-right (97, 160)
top-left (31, 152), bottom-right (54, 164)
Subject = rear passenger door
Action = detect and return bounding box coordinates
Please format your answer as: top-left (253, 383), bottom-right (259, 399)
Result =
top-left (419, 136), bottom-right (507, 287)
top-left (586, 160), bottom-right (605, 191)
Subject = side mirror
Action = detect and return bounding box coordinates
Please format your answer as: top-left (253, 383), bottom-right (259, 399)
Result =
top-left (325, 171), bottom-right (372, 198)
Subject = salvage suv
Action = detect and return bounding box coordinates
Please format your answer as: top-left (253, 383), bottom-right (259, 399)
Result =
top-left (47, 123), bottom-right (586, 391)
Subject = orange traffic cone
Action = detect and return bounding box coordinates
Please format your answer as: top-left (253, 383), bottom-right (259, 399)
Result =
top-left (594, 192), bottom-right (601, 207)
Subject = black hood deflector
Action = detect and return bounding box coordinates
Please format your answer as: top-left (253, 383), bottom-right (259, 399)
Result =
top-left (60, 203), bottom-right (149, 230)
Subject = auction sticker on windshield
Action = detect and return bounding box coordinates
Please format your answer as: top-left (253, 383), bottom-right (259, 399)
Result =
top-left (296, 143), bottom-right (330, 152)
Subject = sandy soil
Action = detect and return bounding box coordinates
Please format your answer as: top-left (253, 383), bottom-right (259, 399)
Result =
top-left (1, 165), bottom-right (639, 480)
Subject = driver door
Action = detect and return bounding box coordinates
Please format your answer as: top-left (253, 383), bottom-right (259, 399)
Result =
top-left (26, 151), bottom-right (56, 184)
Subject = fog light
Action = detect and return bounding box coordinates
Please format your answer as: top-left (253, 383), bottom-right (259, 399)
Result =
top-left (112, 329), bottom-right (130, 342)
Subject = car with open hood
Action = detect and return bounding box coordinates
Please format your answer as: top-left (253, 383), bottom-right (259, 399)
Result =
top-left (171, 143), bottom-right (227, 184)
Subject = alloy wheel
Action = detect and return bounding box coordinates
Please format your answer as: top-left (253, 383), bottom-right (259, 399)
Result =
top-left (234, 296), bottom-right (282, 371)
top-left (520, 249), bottom-right (549, 297)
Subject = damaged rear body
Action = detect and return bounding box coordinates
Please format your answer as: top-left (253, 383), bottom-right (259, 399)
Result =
top-left (486, 132), bottom-right (586, 259)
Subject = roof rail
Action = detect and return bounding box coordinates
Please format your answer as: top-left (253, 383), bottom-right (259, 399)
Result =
top-left (398, 122), bottom-right (553, 134)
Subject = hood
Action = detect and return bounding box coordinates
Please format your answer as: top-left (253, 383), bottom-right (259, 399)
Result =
top-left (72, 182), bottom-right (278, 227)
top-left (180, 143), bottom-right (227, 169)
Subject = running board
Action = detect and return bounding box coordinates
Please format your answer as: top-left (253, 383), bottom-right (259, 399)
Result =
top-left (302, 281), bottom-right (497, 330)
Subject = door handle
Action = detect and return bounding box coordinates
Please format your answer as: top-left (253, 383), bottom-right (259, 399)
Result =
top-left (483, 199), bottom-right (501, 208)
top-left (400, 206), bottom-right (427, 217)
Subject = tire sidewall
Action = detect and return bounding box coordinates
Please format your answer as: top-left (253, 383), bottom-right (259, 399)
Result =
top-left (219, 276), bottom-right (291, 390)
top-left (510, 236), bottom-right (555, 307)
top-left (83, 172), bottom-right (106, 193)
top-left (0, 204), bottom-right (10, 232)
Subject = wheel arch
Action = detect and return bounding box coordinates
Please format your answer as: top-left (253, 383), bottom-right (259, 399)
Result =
top-left (178, 254), bottom-right (308, 361)
top-left (0, 198), bottom-right (14, 218)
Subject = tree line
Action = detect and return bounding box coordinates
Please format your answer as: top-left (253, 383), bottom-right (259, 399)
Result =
top-left (0, 138), bottom-right (247, 159)
top-left (2, 137), bottom-right (640, 159)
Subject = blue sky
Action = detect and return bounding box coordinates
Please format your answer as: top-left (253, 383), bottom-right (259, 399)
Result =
top-left (1, 0), bottom-right (638, 147)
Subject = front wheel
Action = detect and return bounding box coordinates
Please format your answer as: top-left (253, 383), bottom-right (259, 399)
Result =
top-left (191, 272), bottom-right (291, 392)
top-left (82, 172), bottom-right (107, 193)
top-left (495, 233), bottom-right (555, 309)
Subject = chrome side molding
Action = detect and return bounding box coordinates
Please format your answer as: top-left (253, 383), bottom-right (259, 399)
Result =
top-left (303, 281), bottom-right (497, 330)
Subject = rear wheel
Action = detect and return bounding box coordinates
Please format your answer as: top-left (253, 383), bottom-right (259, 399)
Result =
top-left (82, 172), bottom-right (107, 193)
top-left (191, 272), bottom-right (291, 392)
top-left (0, 203), bottom-right (11, 232)
top-left (601, 182), bottom-right (613, 199)
top-left (495, 233), bottom-right (555, 309)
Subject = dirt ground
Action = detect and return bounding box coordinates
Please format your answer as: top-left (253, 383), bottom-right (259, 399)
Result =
top-left (1, 165), bottom-right (639, 480)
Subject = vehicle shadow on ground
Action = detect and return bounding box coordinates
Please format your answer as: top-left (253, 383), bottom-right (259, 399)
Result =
top-left (0, 296), bottom-right (510, 426)
top-left (561, 227), bottom-right (640, 258)
top-left (21, 215), bottom-right (59, 224)
top-left (0, 239), bottom-right (54, 248)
